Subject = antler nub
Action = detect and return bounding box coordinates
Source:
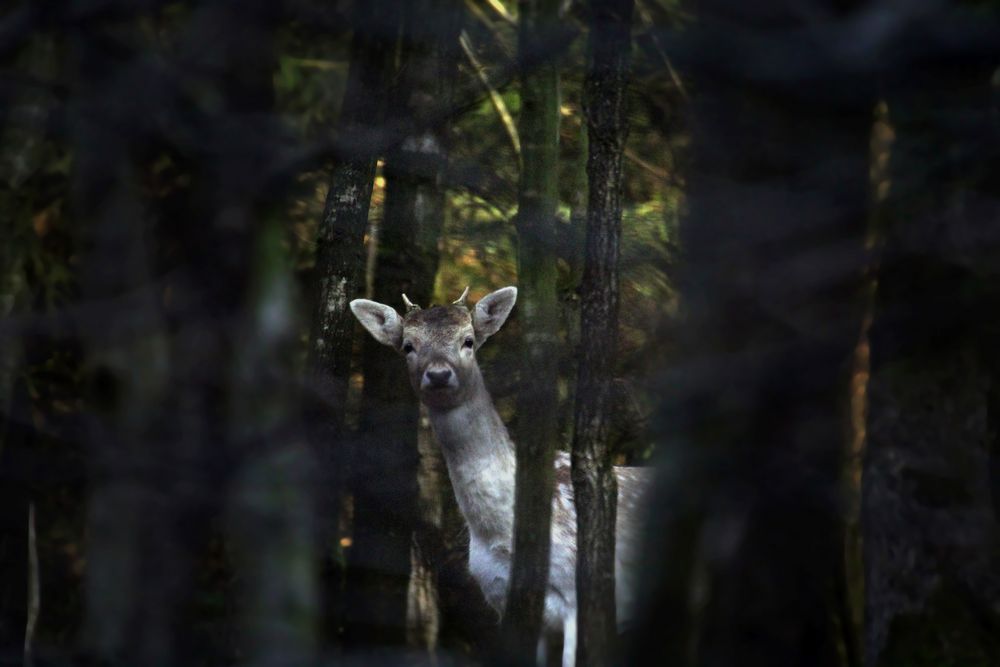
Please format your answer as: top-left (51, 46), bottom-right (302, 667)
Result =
top-left (452, 286), bottom-right (470, 307)
top-left (402, 294), bottom-right (421, 313)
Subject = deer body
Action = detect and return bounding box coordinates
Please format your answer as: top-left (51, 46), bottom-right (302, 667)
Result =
top-left (351, 287), bottom-right (648, 667)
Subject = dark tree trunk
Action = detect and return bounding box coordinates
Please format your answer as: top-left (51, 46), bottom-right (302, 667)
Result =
top-left (304, 0), bottom-right (402, 647)
top-left (72, 2), bottom-right (314, 664)
top-left (181, 2), bottom-right (321, 663)
top-left (862, 53), bottom-right (1000, 667)
top-left (631, 3), bottom-right (873, 665)
top-left (350, 32), bottom-right (424, 656)
top-left (571, 0), bottom-right (633, 664)
top-left (347, 0), bottom-right (459, 651)
top-left (71, 21), bottom-right (183, 665)
top-left (226, 218), bottom-right (318, 666)
top-left (501, 0), bottom-right (562, 660)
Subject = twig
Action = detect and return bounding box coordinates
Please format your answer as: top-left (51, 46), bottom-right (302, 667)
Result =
top-left (464, 0), bottom-right (514, 58)
top-left (24, 503), bottom-right (39, 667)
top-left (480, 0), bottom-right (516, 25)
top-left (459, 31), bottom-right (521, 158)
top-left (624, 147), bottom-right (670, 181)
top-left (635, 0), bottom-right (689, 100)
top-left (285, 57), bottom-right (348, 71)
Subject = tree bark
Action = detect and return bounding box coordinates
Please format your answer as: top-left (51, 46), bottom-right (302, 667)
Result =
top-left (630, 3), bottom-right (872, 665)
top-left (863, 52), bottom-right (1000, 667)
top-left (571, 0), bottom-right (633, 664)
top-left (304, 0), bottom-right (402, 647)
top-left (501, 0), bottom-right (562, 660)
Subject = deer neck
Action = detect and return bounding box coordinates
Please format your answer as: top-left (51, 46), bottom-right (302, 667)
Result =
top-left (425, 370), bottom-right (516, 545)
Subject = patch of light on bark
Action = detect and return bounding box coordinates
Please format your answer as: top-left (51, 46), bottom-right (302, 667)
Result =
top-left (259, 275), bottom-right (293, 342)
top-left (337, 184), bottom-right (359, 204)
top-left (325, 277), bottom-right (347, 315)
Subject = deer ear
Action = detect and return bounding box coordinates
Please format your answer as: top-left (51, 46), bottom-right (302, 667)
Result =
top-left (350, 299), bottom-right (403, 349)
top-left (473, 286), bottom-right (517, 343)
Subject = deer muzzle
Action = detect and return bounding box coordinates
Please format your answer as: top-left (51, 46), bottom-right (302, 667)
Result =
top-left (422, 364), bottom-right (457, 391)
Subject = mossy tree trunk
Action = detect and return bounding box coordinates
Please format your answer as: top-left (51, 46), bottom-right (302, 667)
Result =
top-left (501, 0), bottom-right (562, 660)
top-left (862, 54), bottom-right (1000, 667)
top-left (571, 0), bottom-right (633, 664)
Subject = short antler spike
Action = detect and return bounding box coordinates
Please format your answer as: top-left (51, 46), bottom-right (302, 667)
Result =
top-left (452, 286), bottom-right (470, 307)
top-left (402, 294), bottom-right (421, 313)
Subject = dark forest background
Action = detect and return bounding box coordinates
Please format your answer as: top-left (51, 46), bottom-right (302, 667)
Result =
top-left (1, 0), bottom-right (999, 665)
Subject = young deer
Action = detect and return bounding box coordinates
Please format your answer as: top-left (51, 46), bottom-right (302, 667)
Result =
top-left (350, 286), bottom-right (649, 667)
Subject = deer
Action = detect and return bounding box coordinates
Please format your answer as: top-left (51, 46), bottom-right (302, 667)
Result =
top-left (350, 286), bottom-right (650, 667)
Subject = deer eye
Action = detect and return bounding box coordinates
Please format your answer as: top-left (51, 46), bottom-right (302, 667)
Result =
top-left (463, 336), bottom-right (474, 349)
top-left (402, 342), bottom-right (415, 355)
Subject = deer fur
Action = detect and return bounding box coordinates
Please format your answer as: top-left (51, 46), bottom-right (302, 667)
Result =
top-left (350, 286), bottom-right (649, 667)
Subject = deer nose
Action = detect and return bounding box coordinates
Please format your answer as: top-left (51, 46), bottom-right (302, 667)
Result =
top-left (423, 367), bottom-right (453, 389)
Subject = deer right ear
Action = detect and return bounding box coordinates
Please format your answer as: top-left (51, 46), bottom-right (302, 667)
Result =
top-left (473, 286), bottom-right (517, 344)
top-left (350, 299), bottom-right (403, 349)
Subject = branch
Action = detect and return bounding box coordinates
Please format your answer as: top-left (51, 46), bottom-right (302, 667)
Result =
top-left (464, 0), bottom-right (515, 57)
top-left (624, 147), bottom-right (669, 180)
top-left (459, 31), bottom-right (521, 158)
top-left (479, 0), bottom-right (516, 25)
top-left (635, 0), bottom-right (689, 100)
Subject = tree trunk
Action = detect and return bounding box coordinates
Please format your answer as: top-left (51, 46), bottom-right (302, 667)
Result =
top-left (862, 54), bottom-right (1000, 667)
top-left (501, 0), bottom-right (562, 660)
top-left (630, 3), bottom-right (872, 665)
top-left (73, 3), bottom-right (317, 664)
top-left (182, 2), bottom-right (322, 663)
top-left (346, 0), bottom-right (457, 651)
top-left (571, 0), bottom-right (633, 664)
top-left (71, 21), bottom-right (182, 664)
top-left (226, 218), bottom-right (318, 666)
top-left (304, 0), bottom-right (402, 647)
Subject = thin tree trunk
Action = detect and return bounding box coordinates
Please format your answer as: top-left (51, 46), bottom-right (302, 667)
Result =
top-left (863, 56), bottom-right (1000, 666)
top-left (305, 0), bottom-right (401, 647)
top-left (502, 0), bottom-right (562, 659)
top-left (571, 0), bottom-right (633, 664)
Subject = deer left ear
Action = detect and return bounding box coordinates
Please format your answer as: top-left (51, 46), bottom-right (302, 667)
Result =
top-left (350, 299), bottom-right (403, 349)
top-left (473, 286), bottom-right (517, 344)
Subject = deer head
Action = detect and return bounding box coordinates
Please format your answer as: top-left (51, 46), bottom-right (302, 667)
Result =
top-left (350, 286), bottom-right (517, 409)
